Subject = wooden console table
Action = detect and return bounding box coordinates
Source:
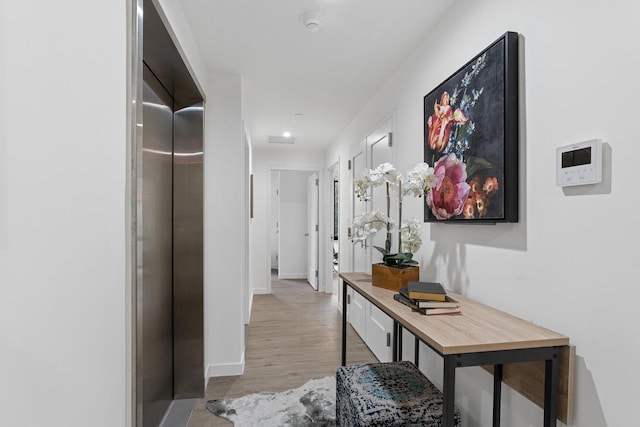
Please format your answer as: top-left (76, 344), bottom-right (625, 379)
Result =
top-left (340, 272), bottom-right (571, 427)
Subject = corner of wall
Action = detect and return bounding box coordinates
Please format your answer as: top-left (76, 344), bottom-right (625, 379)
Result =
top-left (206, 351), bottom-right (245, 380)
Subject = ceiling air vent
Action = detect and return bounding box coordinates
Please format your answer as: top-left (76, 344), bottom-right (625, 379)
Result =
top-left (268, 135), bottom-right (296, 144)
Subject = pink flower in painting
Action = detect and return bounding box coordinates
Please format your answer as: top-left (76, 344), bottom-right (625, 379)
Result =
top-left (427, 92), bottom-right (468, 152)
top-left (426, 154), bottom-right (471, 219)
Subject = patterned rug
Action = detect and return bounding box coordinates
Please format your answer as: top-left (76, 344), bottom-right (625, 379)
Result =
top-left (206, 376), bottom-right (336, 426)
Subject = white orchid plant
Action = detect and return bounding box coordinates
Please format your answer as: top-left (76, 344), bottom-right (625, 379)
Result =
top-left (351, 162), bottom-right (436, 268)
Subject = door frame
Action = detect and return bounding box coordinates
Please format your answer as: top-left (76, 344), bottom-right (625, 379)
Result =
top-left (266, 166), bottom-right (325, 294)
top-left (349, 114), bottom-right (396, 272)
top-left (307, 172), bottom-right (320, 290)
top-left (128, 1), bottom-right (206, 425)
top-left (324, 159), bottom-right (340, 294)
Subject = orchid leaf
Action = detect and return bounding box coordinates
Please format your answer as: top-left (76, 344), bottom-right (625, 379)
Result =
top-left (374, 246), bottom-right (390, 256)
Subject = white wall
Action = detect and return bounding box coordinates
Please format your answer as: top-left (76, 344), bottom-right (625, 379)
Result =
top-left (327, 0), bottom-right (639, 425)
top-left (204, 73), bottom-right (246, 377)
top-left (0, 1), bottom-right (214, 425)
top-left (278, 170), bottom-right (312, 278)
top-left (154, 1), bottom-right (249, 382)
top-left (157, 1), bottom-right (250, 379)
top-left (0, 2), bottom-right (127, 426)
top-left (251, 148), bottom-right (325, 293)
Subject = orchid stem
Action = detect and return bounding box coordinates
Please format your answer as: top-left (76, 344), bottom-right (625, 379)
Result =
top-left (385, 182), bottom-right (391, 255)
top-left (398, 181), bottom-right (402, 255)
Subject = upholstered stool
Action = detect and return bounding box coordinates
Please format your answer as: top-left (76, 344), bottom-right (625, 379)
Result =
top-left (336, 360), bottom-right (461, 426)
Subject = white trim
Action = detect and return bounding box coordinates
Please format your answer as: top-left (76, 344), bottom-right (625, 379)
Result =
top-left (266, 165), bottom-right (324, 295)
top-left (324, 158), bottom-right (340, 295)
top-left (253, 287), bottom-right (269, 295)
top-left (206, 352), bottom-right (245, 379)
top-left (277, 273), bottom-right (307, 280)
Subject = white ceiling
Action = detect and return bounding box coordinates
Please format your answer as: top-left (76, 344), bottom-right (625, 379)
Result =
top-left (180, 0), bottom-right (457, 150)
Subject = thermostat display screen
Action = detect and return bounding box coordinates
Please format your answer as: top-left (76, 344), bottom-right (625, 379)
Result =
top-left (561, 147), bottom-right (591, 168)
top-left (556, 139), bottom-right (602, 186)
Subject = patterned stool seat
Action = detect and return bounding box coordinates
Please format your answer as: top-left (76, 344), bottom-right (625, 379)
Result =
top-left (336, 361), bottom-right (461, 426)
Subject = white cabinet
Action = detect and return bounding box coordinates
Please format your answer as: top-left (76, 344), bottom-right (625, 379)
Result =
top-left (347, 287), bottom-right (393, 362)
top-left (365, 303), bottom-right (394, 362)
top-left (348, 288), bottom-right (367, 340)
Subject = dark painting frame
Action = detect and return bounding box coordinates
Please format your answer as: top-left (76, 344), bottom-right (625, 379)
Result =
top-left (424, 31), bottom-right (519, 223)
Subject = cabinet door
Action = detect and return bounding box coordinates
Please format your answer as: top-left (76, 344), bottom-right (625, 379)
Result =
top-left (348, 289), bottom-right (367, 341)
top-left (365, 303), bottom-right (394, 362)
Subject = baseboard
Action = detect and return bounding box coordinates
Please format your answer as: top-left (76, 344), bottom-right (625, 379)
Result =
top-left (253, 287), bottom-right (269, 295)
top-left (206, 353), bottom-right (245, 379)
top-left (277, 273), bottom-right (306, 280)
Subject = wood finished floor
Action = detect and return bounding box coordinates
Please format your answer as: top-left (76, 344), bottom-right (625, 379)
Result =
top-left (187, 273), bottom-right (378, 426)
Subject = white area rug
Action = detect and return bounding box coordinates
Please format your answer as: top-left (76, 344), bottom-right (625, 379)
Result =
top-left (206, 376), bottom-right (336, 426)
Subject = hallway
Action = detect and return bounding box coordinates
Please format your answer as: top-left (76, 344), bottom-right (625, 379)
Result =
top-left (187, 274), bottom-right (377, 426)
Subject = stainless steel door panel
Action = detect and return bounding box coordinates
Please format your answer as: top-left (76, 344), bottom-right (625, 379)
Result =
top-left (140, 78), bottom-right (174, 427)
top-left (173, 104), bottom-right (204, 398)
top-left (133, 1), bottom-right (205, 425)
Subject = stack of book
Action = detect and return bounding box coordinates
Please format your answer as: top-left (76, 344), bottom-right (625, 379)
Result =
top-left (393, 281), bottom-right (461, 315)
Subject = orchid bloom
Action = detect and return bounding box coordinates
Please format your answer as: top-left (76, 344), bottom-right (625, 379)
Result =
top-left (351, 209), bottom-right (393, 243)
top-left (400, 218), bottom-right (423, 253)
top-left (404, 162), bottom-right (436, 198)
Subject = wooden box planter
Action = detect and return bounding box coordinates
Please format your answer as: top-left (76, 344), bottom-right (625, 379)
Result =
top-left (371, 264), bottom-right (419, 292)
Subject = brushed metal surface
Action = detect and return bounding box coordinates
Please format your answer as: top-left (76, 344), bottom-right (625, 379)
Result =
top-left (133, 1), bottom-right (205, 425)
top-left (141, 74), bottom-right (174, 427)
top-left (128, 1), bottom-right (143, 426)
top-left (173, 104), bottom-right (204, 399)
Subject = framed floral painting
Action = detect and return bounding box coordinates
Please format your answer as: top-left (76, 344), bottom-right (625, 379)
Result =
top-left (424, 31), bottom-right (519, 223)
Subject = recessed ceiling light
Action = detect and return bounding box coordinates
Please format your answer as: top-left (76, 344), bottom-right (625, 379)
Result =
top-left (283, 131), bottom-right (292, 138)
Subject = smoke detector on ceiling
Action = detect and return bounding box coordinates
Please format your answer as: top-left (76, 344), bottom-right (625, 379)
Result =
top-left (299, 11), bottom-right (322, 32)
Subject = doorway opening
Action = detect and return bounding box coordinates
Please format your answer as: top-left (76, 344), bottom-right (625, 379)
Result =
top-left (267, 168), bottom-right (325, 294)
top-left (327, 161), bottom-right (340, 296)
top-left (130, 1), bottom-right (205, 426)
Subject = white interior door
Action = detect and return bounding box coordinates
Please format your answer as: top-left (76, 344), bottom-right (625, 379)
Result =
top-left (350, 140), bottom-right (370, 272)
top-left (271, 171), bottom-right (280, 269)
top-left (368, 125), bottom-right (393, 263)
top-left (350, 119), bottom-right (394, 271)
top-left (307, 173), bottom-right (319, 290)
top-left (278, 170), bottom-right (309, 279)
top-left (347, 119), bottom-right (395, 364)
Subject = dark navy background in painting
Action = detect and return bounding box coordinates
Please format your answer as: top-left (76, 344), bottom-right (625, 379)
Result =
top-left (424, 32), bottom-right (519, 223)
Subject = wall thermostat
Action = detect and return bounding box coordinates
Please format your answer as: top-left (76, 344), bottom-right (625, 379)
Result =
top-left (556, 139), bottom-right (602, 186)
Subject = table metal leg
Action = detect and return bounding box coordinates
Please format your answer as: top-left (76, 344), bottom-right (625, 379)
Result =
top-left (414, 337), bottom-right (420, 367)
top-left (544, 348), bottom-right (560, 427)
top-left (397, 323), bottom-right (403, 361)
top-left (493, 364), bottom-right (503, 427)
top-left (341, 280), bottom-right (347, 366)
top-left (443, 355), bottom-right (456, 427)
top-left (391, 321), bottom-right (398, 361)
